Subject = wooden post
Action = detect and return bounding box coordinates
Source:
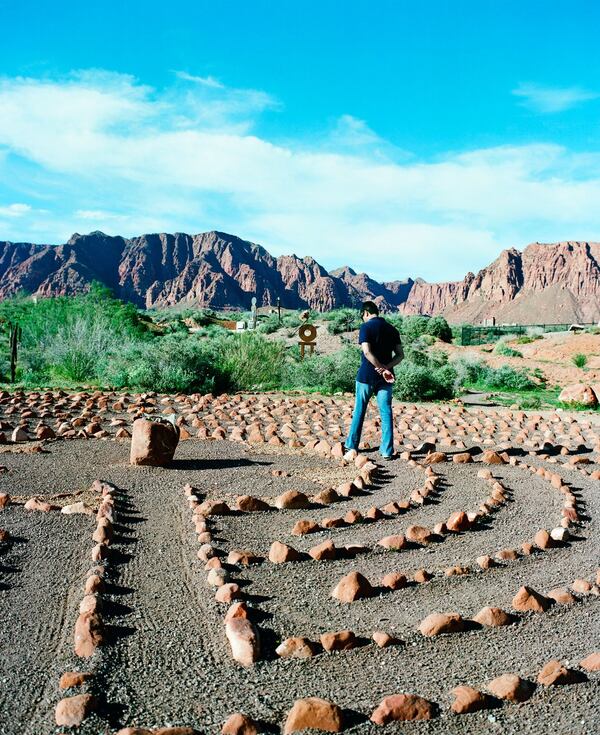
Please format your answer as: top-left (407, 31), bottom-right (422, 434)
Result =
top-left (9, 322), bottom-right (20, 383)
top-left (277, 297), bottom-right (281, 324)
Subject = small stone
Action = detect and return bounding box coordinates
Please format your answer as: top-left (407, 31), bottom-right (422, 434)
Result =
top-left (378, 535), bottom-right (407, 551)
top-left (512, 586), bottom-right (552, 613)
top-left (11, 427), bottom-right (29, 442)
top-left (0, 492), bottom-right (9, 509)
top-left (292, 519), bottom-right (320, 535)
top-left (473, 607), bottom-right (513, 627)
top-left (534, 529), bottom-right (554, 550)
top-left (370, 694), bottom-right (436, 723)
top-left (413, 569), bottom-right (432, 583)
top-left (225, 619), bottom-right (260, 667)
top-left (372, 631), bottom-right (399, 648)
top-left (331, 571), bottom-right (375, 603)
top-left (537, 660), bottom-right (583, 686)
top-left (476, 555), bottom-right (494, 570)
top-left (269, 541), bottom-right (301, 563)
top-left (276, 637), bottom-right (318, 658)
top-left (446, 511), bottom-right (471, 532)
top-left (215, 583), bottom-right (242, 604)
top-left (55, 694), bottom-right (96, 726)
top-left (227, 550), bottom-right (262, 567)
top-left (61, 502), bottom-right (93, 515)
top-left (224, 601), bottom-right (249, 623)
top-left (572, 578), bottom-right (592, 594)
top-left (453, 452), bottom-right (472, 463)
top-left (424, 451), bottom-right (446, 464)
top-left (74, 612), bottom-right (104, 657)
top-left (283, 697), bottom-right (343, 734)
top-left (418, 612), bottom-right (464, 636)
top-left (59, 671), bottom-right (92, 689)
top-left (24, 497), bottom-right (55, 512)
top-left (445, 565), bottom-right (469, 577)
top-left (207, 568), bottom-right (229, 587)
top-left (496, 548), bottom-right (518, 561)
top-left (406, 525), bottom-right (433, 544)
top-left (481, 450), bottom-right (506, 464)
top-left (381, 572), bottom-right (407, 590)
top-left (547, 587), bottom-right (576, 605)
top-left (550, 527), bottom-right (570, 542)
top-left (198, 500), bottom-right (230, 516)
top-left (487, 674), bottom-right (534, 702)
top-left (320, 630), bottom-right (357, 652)
top-left (580, 652), bottom-right (600, 672)
top-left (236, 495), bottom-right (271, 512)
top-left (308, 540), bottom-right (336, 561)
top-left (275, 490), bottom-right (310, 509)
top-left (451, 686), bottom-right (492, 714)
top-left (221, 713), bottom-right (257, 735)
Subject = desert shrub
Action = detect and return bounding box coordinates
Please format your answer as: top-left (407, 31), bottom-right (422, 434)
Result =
top-left (493, 337), bottom-right (523, 358)
top-left (393, 361), bottom-right (456, 401)
top-left (326, 309), bottom-right (362, 335)
top-left (585, 326), bottom-right (600, 335)
top-left (483, 364), bottom-right (537, 391)
top-left (385, 313), bottom-right (403, 333)
top-left (283, 345), bottom-right (360, 393)
top-left (257, 315), bottom-right (281, 334)
top-left (217, 332), bottom-right (287, 390)
top-left (515, 335), bottom-right (534, 344)
top-left (572, 353), bottom-right (588, 368)
top-left (401, 315), bottom-right (430, 344)
top-left (425, 315), bottom-right (452, 342)
top-left (526, 326), bottom-right (544, 339)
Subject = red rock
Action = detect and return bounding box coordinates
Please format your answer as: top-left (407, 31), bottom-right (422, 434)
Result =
top-left (79, 594), bottom-right (102, 615)
top-left (308, 540), bottom-right (336, 561)
top-left (476, 555), bottom-right (494, 569)
top-left (221, 713), bottom-right (257, 735)
top-left (24, 497), bottom-right (55, 512)
top-left (558, 384), bottom-right (597, 407)
top-left (370, 694), bottom-right (436, 723)
top-left (381, 572), bottom-right (407, 590)
top-left (512, 586), bottom-right (552, 613)
top-left (197, 500), bottom-right (230, 516)
top-left (446, 511), bottom-right (471, 532)
top-left (406, 525), bottom-right (433, 544)
top-left (521, 542), bottom-right (534, 556)
top-left (276, 637), bottom-right (318, 658)
top-left (236, 495), bottom-right (271, 512)
top-left (321, 517), bottom-right (345, 529)
top-left (534, 529), bottom-right (554, 550)
top-left (547, 587), bottom-right (576, 605)
top-left (445, 565), bottom-right (469, 576)
top-left (473, 607), bottom-right (513, 627)
top-left (320, 630), bottom-right (357, 652)
top-left (275, 490), bottom-right (310, 509)
top-left (215, 583), bottom-right (242, 604)
top-left (227, 550), bottom-right (262, 567)
top-left (537, 660), bottom-right (582, 685)
top-left (487, 674), bottom-right (534, 702)
top-left (313, 488), bottom-right (339, 504)
top-left (0, 492), bottom-right (9, 509)
top-left (481, 450), bottom-right (506, 464)
top-left (225, 619), bottom-right (260, 666)
top-left (418, 612), bottom-right (464, 636)
top-left (91, 543), bottom-right (108, 562)
top-left (283, 697), bottom-right (343, 734)
top-left (378, 535), bottom-right (407, 551)
top-left (572, 578), bottom-right (592, 594)
top-left (331, 571), bottom-right (374, 602)
top-left (413, 569), bottom-right (432, 583)
top-left (224, 601), bottom-right (249, 623)
top-left (580, 652), bottom-right (600, 671)
top-left (55, 693), bottom-right (96, 726)
top-left (74, 612), bottom-right (104, 657)
top-left (451, 686), bottom-right (492, 714)
top-left (495, 548), bottom-right (518, 561)
top-left (59, 671), bottom-right (92, 689)
top-left (453, 452), bottom-right (472, 463)
top-left (130, 418), bottom-right (179, 466)
top-left (268, 541), bottom-right (301, 563)
top-left (292, 519), bottom-right (320, 535)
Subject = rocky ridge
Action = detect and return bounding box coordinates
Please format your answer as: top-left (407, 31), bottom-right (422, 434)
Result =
top-left (1, 231), bottom-right (599, 322)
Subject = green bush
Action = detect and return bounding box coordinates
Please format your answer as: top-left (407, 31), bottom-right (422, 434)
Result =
top-left (217, 332), bottom-right (286, 390)
top-left (493, 339), bottom-right (523, 358)
top-left (283, 345), bottom-right (360, 393)
top-left (401, 315), bottom-right (430, 343)
top-left (393, 361), bottom-right (456, 401)
top-left (425, 315), bottom-right (452, 342)
top-left (326, 309), bottom-right (362, 335)
top-left (572, 353), bottom-right (588, 368)
top-left (452, 355), bottom-right (537, 391)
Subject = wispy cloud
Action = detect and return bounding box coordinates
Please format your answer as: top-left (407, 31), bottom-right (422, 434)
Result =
top-left (512, 82), bottom-right (599, 113)
top-left (0, 203), bottom-right (31, 217)
top-left (174, 70), bottom-right (224, 88)
top-left (0, 70), bottom-right (599, 281)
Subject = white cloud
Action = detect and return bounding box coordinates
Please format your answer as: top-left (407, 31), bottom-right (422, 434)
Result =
top-left (174, 71), bottom-right (224, 88)
top-left (0, 203), bottom-right (31, 217)
top-left (512, 82), bottom-right (599, 113)
top-left (0, 70), bottom-right (599, 281)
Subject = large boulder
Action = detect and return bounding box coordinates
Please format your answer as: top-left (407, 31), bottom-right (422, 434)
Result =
top-left (558, 384), bottom-right (597, 407)
top-left (130, 418), bottom-right (179, 466)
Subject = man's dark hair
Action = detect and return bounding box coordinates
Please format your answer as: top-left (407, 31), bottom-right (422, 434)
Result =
top-left (361, 300), bottom-right (379, 316)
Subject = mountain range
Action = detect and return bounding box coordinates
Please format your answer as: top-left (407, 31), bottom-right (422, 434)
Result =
top-left (0, 230), bottom-right (599, 324)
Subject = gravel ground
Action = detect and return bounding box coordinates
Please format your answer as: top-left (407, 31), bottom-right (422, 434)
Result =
top-left (0, 430), bottom-right (598, 734)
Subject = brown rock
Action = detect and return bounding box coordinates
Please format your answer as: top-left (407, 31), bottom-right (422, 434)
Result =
top-left (130, 418), bottom-right (179, 466)
top-left (451, 686), bottom-right (492, 714)
top-left (413, 569), bottom-right (432, 583)
top-left (406, 525), bottom-right (433, 544)
top-left (370, 694), bottom-right (436, 723)
top-left (74, 612), bottom-right (104, 657)
top-left (308, 540), bottom-right (336, 561)
top-left (224, 601), bottom-right (249, 623)
top-left (453, 452), bottom-right (472, 463)
top-left (227, 550), bottom-right (262, 567)
top-left (473, 606), bottom-right (513, 627)
top-left (558, 384), bottom-right (598, 407)
top-left (381, 572), bottom-right (407, 590)
top-left (59, 671), bottom-right (92, 689)
top-left (197, 499), bottom-right (230, 516)
top-left (580, 652), bottom-right (600, 672)
top-left (476, 555), bottom-right (494, 569)
top-left (236, 495), bottom-right (271, 512)
top-left (320, 630), bottom-right (357, 652)
top-left (292, 519), bottom-right (320, 535)
top-left (446, 511), bottom-right (471, 532)
top-left (331, 571), bottom-right (374, 603)
top-left (283, 697), bottom-right (343, 734)
top-left (547, 587), bottom-right (576, 605)
top-left (378, 535), bottom-right (407, 550)
top-left (222, 713), bottom-right (257, 735)
top-left (225, 619), bottom-right (260, 667)
top-left (572, 578), bottom-right (592, 594)
top-left (512, 586), bottom-right (552, 613)
top-left (215, 583), bottom-right (242, 604)
top-left (537, 660), bottom-right (582, 686)
top-left (0, 492), bottom-right (9, 509)
top-left (487, 674), bottom-right (535, 702)
top-left (24, 497), bottom-right (55, 512)
top-left (496, 548), bottom-right (518, 561)
top-left (534, 529), bottom-right (554, 550)
top-left (481, 450), bottom-right (506, 464)
top-left (114, 729), bottom-right (153, 735)
top-left (275, 490), bottom-right (310, 509)
top-left (55, 693), bottom-right (96, 726)
top-left (418, 612), bottom-right (464, 636)
top-left (276, 637), bottom-right (318, 659)
top-left (268, 541), bottom-right (301, 564)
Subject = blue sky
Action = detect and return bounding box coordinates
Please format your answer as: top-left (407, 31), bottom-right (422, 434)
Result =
top-left (1, 0), bottom-right (599, 282)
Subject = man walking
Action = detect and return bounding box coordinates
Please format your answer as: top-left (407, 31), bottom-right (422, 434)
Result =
top-left (344, 301), bottom-right (404, 460)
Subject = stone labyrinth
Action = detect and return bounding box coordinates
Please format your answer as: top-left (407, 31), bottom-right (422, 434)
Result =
top-left (0, 390), bottom-right (598, 735)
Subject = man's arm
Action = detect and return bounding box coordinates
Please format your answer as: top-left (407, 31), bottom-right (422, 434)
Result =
top-left (386, 342), bottom-right (404, 369)
top-left (361, 342), bottom-right (388, 373)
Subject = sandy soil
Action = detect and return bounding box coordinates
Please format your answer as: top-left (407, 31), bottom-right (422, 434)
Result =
top-left (0, 393), bottom-right (598, 734)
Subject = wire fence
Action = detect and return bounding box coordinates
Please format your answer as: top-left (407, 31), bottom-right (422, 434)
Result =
top-left (458, 322), bottom-right (598, 346)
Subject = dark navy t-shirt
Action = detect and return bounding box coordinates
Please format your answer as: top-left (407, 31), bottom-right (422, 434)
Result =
top-left (357, 317), bottom-right (401, 385)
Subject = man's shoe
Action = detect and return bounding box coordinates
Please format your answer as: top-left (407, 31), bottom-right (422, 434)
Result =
top-left (381, 453), bottom-right (397, 461)
top-left (343, 448), bottom-right (358, 461)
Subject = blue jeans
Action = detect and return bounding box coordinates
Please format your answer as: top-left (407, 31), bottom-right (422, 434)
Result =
top-left (345, 381), bottom-right (394, 457)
